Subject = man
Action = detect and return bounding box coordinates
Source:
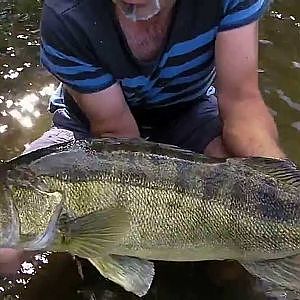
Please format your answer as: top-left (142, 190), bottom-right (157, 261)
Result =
top-left (0, 0), bottom-right (285, 273)
top-left (27, 0), bottom-right (284, 158)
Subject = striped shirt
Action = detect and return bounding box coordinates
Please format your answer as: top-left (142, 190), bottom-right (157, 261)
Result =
top-left (40, 0), bottom-right (269, 112)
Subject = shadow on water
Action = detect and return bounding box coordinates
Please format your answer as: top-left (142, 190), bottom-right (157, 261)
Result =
top-left (0, 0), bottom-right (299, 299)
top-left (0, 254), bottom-right (270, 300)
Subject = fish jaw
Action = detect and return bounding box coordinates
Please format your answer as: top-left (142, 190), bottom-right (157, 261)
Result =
top-left (0, 161), bottom-right (20, 248)
top-left (3, 156), bottom-right (67, 250)
top-left (22, 195), bottom-right (64, 251)
top-left (4, 171), bottom-right (65, 251)
top-left (0, 160), bottom-right (7, 183)
top-left (0, 187), bottom-right (20, 248)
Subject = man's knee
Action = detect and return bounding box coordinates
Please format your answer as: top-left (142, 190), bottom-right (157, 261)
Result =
top-left (24, 127), bottom-right (75, 154)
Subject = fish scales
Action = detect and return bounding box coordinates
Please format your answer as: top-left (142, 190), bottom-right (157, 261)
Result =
top-left (8, 140), bottom-right (300, 260)
top-left (1, 138), bottom-right (300, 297)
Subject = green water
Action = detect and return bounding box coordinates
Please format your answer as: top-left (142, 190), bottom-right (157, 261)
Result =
top-left (0, 0), bottom-right (299, 299)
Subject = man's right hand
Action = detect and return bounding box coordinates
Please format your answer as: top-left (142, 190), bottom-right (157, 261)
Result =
top-left (67, 83), bottom-right (140, 139)
top-left (0, 248), bottom-right (25, 275)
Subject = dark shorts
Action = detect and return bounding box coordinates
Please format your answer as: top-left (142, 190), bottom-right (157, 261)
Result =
top-left (25, 86), bottom-right (222, 154)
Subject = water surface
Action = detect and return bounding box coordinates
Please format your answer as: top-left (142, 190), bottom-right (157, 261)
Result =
top-left (0, 0), bottom-right (299, 299)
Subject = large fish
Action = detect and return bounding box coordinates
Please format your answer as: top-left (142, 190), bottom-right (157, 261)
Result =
top-left (0, 138), bottom-right (299, 297)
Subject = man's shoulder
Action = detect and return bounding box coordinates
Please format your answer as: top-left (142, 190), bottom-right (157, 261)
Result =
top-left (43, 0), bottom-right (79, 15)
top-left (43, 0), bottom-right (106, 15)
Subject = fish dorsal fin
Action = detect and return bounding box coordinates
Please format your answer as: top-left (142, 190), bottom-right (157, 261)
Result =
top-left (90, 138), bottom-right (225, 165)
top-left (242, 157), bottom-right (300, 188)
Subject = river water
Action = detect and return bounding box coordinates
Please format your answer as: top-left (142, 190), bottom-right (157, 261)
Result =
top-left (0, 0), bottom-right (299, 299)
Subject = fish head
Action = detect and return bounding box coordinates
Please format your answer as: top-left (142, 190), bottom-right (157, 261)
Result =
top-left (0, 160), bottom-right (19, 248)
top-left (0, 161), bottom-right (63, 249)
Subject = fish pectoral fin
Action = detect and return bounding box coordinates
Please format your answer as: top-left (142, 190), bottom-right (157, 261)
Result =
top-left (241, 254), bottom-right (300, 292)
top-left (54, 208), bottom-right (130, 257)
top-left (88, 254), bottom-right (155, 297)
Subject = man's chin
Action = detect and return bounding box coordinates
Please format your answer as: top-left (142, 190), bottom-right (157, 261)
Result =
top-left (115, 0), bottom-right (161, 21)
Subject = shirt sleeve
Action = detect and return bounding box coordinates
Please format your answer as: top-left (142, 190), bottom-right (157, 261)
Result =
top-left (40, 4), bottom-right (116, 94)
top-left (219, 0), bottom-right (270, 32)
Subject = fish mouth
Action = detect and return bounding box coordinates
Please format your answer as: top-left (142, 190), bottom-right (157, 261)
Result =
top-left (0, 161), bottom-right (17, 247)
top-left (0, 160), bottom-right (8, 184)
top-left (0, 187), bottom-right (20, 248)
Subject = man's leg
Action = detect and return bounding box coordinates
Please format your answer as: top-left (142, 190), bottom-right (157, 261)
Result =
top-left (149, 95), bottom-right (229, 157)
top-left (24, 108), bottom-right (90, 153)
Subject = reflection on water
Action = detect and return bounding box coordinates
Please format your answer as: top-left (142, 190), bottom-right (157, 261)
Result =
top-left (0, 0), bottom-right (54, 160)
top-left (0, 257), bottom-right (272, 300)
top-left (0, 0), bottom-right (299, 299)
top-left (3, 84), bottom-right (54, 129)
top-left (259, 0), bottom-right (300, 163)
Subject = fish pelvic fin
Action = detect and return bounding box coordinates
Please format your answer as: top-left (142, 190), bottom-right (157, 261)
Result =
top-left (257, 279), bottom-right (300, 300)
top-left (53, 208), bottom-right (130, 258)
top-left (241, 254), bottom-right (300, 294)
top-left (88, 255), bottom-right (155, 297)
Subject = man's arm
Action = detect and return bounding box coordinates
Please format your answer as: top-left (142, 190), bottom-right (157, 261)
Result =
top-left (67, 83), bottom-right (140, 138)
top-left (215, 22), bottom-right (285, 158)
top-left (39, 3), bottom-right (139, 139)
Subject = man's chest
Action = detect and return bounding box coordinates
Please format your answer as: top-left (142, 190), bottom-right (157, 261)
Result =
top-left (85, 0), bottom-right (223, 86)
top-left (95, 1), bottom-right (219, 107)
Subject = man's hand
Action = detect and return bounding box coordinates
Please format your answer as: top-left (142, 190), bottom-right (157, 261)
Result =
top-left (67, 83), bottom-right (140, 139)
top-left (0, 249), bottom-right (26, 274)
top-left (215, 22), bottom-right (285, 159)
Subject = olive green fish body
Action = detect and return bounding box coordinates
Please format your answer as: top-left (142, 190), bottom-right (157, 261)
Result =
top-left (1, 138), bottom-right (300, 297)
top-left (5, 139), bottom-right (300, 258)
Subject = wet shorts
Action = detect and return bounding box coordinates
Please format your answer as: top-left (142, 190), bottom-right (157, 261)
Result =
top-left (26, 86), bottom-right (222, 154)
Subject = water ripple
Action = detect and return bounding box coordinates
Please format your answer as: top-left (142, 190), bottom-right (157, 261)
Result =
top-left (276, 89), bottom-right (300, 112)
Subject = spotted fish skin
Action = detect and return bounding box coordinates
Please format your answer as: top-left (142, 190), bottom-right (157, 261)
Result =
top-left (0, 138), bottom-right (300, 297)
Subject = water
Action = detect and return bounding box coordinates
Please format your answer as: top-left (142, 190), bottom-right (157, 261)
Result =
top-left (0, 0), bottom-right (299, 299)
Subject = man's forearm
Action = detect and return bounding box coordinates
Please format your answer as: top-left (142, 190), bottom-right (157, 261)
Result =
top-left (90, 106), bottom-right (140, 139)
top-left (220, 94), bottom-right (285, 158)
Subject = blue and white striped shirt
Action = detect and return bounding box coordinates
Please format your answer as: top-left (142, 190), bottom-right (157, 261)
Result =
top-left (40, 0), bottom-right (269, 111)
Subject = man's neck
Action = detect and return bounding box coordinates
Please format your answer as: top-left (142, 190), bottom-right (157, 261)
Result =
top-left (115, 4), bottom-right (174, 63)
